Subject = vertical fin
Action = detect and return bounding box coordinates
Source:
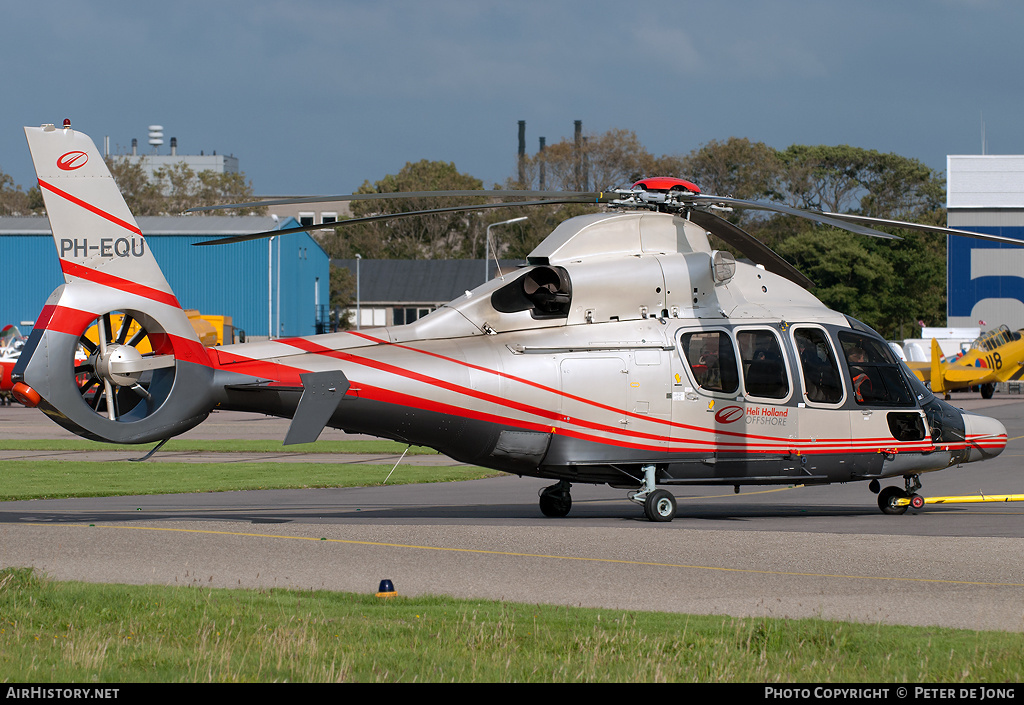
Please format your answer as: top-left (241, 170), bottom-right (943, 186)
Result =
top-left (23, 123), bottom-right (199, 347)
top-left (25, 124), bottom-right (172, 292)
top-left (930, 338), bottom-right (945, 395)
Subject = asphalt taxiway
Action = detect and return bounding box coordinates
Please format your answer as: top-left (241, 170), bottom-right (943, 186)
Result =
top-left (1, 398), bottom-right (1022, 632)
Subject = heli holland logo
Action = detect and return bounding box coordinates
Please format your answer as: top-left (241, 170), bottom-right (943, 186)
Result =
top-left (57, 151), bottom-right (89, 171)
top-left (714, 405), bottom-right (745, 424)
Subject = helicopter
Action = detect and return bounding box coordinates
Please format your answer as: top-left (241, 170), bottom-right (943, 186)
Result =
top-left (1, 324), bottom-right (27, 405)
top-left (10, 121), bottom-right (1013, 521)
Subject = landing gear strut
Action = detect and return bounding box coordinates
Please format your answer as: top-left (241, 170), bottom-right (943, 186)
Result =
top-left (539, 480), bottom-right (572, 517)
top-left (877, 474), bottom-right (923, 515)
top-left (628, 465), bottom-right (677, 522)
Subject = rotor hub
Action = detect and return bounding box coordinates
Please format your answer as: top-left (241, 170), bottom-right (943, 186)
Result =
top-left (93, 343), bottom-right (143, 387)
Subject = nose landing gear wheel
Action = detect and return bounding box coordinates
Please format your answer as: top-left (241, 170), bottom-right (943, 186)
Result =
top-left (644, 489), bottom-right (677, 522)
top-left (877, 485), bottom-right (909, 515)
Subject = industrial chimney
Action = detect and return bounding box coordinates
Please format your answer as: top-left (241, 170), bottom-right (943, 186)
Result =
top-left (517, 120), bottom-right (526, 186)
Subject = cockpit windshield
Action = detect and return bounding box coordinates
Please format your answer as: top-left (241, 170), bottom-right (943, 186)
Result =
top-left (970, 324), bottom-right (1021, 352)
top-left (839, 331), bottom-right (914, 406)
top-left (1, 325), bottom-right (23, 353)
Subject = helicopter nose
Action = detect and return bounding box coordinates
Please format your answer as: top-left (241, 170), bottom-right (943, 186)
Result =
top-left (960, 411), bottom-right (1007, 462)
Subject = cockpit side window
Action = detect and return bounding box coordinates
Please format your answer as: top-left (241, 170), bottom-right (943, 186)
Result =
top-left (736, 329), bottom-right (789, 399)
top-left (838, 331), bottom-right (914, 406)
top-left (679, 330), bottom-right (739, 394)
top-left (793, 327), bottom-right (843, 404)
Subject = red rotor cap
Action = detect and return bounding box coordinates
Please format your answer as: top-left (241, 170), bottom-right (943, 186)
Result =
top-left (632, 177), bottom-right (700, 193)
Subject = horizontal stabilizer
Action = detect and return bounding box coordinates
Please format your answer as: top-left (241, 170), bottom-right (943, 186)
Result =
top-left (283, 370), bottom-right (350, 445)
top-left (944, 367), bottom-right (994, 384)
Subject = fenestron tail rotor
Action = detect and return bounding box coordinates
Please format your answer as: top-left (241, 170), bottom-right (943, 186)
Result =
top-left (75, 311), bottom-right (176, 421)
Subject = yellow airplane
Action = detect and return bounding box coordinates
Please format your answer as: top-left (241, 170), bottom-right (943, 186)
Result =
top-left (908, 325), bottom-right (1024, 399)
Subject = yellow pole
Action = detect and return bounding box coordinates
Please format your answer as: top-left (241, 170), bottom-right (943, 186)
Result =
top-left (896, 494), bottom-right (1024, 506)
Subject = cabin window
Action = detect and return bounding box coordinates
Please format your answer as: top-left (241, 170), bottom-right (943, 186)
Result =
top-left (838, 331), bottom-right (914, 406)
top-left (793, 327), bottom-right (843, 404)
top-left (679, 330), bottom-right (739, 394)
top-left (737, 329), bottom-right (789, 399)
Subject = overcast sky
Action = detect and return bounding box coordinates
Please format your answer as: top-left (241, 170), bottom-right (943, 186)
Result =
top-left (2, 0), bottom-right (1021, 198)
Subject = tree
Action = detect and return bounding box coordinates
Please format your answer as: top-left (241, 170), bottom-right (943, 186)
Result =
top-left (775, 230), bottom-right (897, 333)
top-left (105, 157), bottom-right (264, 216)
top-left (329, 264), bottom-right (355, 330)
top-left (864, 230), bottom-right (946, 339)
top-left (0, 167), bottom-right (40, 216)
top-left (105, 157), bottom-right (166, 216)
top-left (777, 144), bottom-right (943, 220)
top-left (519, 128), bottom-right (657, 191)
top-left (677, 137), bottom-right (783, 203)
top-left (323, 160), bottom-right (487, 260)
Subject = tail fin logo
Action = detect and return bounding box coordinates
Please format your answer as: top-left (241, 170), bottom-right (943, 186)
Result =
top-left (57, 151), bottom-right (89, 171)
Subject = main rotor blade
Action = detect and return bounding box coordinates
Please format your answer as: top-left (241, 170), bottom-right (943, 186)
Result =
top-left (192, 198), bottom-right (594, 246)
top-left (822, 212), bottom-right (1024, 246)
top-left (687, 210), bottom-right (814, 290)
top-left (687, 195), bottom-right (902, 240)
top-left (186, 189), bottom-right (603, 213)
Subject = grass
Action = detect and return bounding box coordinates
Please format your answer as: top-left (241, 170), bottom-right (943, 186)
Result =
top-left (2, 567), bottom-right (1022, 683)
top-left (0, 461), bottom-right (499, 501)
top-left (3, 434), bottom-right (1021, 683)
top-left (0, 438), bottom-right (439, 454)
top-left (0, 436), bottom-right (500, 500)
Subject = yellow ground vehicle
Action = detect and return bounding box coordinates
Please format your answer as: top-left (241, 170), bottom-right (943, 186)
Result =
top-left (82, 311), bottom-right (232, 352)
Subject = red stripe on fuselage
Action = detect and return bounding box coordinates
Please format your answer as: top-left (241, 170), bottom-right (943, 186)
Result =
top-left (41, 305), bottom-right (103, 337)
top-left (304, 333), bottom-right (834, 445)
top-left (214, 342), bottom-right (966, 455)
top-left (59, 260), bottom-right (180, 309)
top-left (211, 348), bottom-right (305, 385)
top-left (38, 178), bottom-right (142, 236)
top-left (272, 337), bottom-right (946, 453)
top-left (38, 304), bottom-right (212, 367)
top-left (37, 178), bottom-right (179, 309)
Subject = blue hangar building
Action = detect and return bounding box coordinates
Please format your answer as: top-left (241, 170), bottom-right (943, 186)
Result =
top-left (947, 155), bottom-right (1024, 330)
top-left (0, 216), bottom-right (330, 340)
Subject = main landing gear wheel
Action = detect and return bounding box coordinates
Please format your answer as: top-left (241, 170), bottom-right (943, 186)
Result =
top-left (75, 311), bottom-right (176, 421)
top-left (539, 480), bottom-right (572, 518)
top-left (628, 465), bottom-right (678, 522)
top-left (644, 489), bottom-right (677, 522)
